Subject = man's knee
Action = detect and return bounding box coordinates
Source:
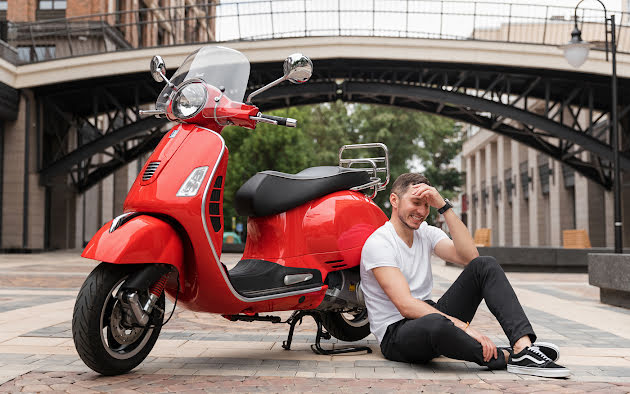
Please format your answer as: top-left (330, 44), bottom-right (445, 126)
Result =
top-left (468, 255), bottom-right (503, 273)
top-left (419, 313), bottom-right (453, 337)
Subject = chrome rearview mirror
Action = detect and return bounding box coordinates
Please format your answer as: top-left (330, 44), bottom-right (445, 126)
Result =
top-left (150, 55), bottom-right (167, 83)
top-left (140, 55), bottom-right (172, 118)
top-left (247, 53), bottom-right (313, 103)
top-left (283, 53), bottom-right (313, 84)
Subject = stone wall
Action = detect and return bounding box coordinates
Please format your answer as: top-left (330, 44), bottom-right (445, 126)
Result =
top-left (589, 253), bottom-right (630, 309)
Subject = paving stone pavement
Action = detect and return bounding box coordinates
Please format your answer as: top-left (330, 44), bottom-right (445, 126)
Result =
top-left (1, 251), bottom-right (630, 393)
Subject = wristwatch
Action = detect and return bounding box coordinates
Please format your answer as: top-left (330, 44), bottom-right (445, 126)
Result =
top-left (438, 199), bottom-right (453, 215)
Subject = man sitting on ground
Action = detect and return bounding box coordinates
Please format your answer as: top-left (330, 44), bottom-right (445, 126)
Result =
top-left (359, 173), bottom-right (570, 378)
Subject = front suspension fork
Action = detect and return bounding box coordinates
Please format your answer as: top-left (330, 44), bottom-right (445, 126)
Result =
top-left (119, 272), bottom-right (169, 327)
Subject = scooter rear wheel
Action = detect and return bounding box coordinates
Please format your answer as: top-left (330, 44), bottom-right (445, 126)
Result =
top-left (320, 308), bottom-right (370, 342)
top-left (72, 263), bottom-right (164, 375)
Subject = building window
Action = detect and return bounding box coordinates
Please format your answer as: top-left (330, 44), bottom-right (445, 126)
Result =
top-left (504, 169), bottom-right (513, 205)
top-left (39, 0), bottom-right (66, 10)
top-left (492, 176), bottom-right (500, 208)
top-left (17, 46), bottom-right (56, 63)
top-left (538, 162), bottom-right (551, 195)
top-left (562, 164), bottom-right (575, 188)
top-left (0, 0), bottom-right (6, 22)
top-left (520, 161), bottom-right (530, 200)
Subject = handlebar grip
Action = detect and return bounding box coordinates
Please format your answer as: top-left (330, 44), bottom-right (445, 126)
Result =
top-left (260, 114), bottom-right (297, 127)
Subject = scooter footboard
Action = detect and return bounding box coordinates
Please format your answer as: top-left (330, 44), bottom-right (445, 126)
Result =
top-left (82, 215), bottom-right (184, 281)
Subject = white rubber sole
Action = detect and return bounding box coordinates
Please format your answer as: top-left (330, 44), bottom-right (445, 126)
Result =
top-left (533, 341), bottom-right (560, 362)
top-left (507, 365), bottom-right (571, 378)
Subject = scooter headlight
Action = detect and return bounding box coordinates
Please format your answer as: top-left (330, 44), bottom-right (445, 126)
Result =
top-left (172, 83), bottom-right (207, 119)
top-left (176, 166), bottom-right (209, 197)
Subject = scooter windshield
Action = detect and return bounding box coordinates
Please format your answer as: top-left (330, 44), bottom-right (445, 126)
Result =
top-left (156, 46), bottom-right (250, 112)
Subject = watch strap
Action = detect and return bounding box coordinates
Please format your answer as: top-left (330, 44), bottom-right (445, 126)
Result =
top-left (438, 199), bottom-right (452, 214)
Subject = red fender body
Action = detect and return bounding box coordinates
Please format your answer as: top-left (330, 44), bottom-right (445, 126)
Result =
top-left (82, 215), bottom-right (184, 287)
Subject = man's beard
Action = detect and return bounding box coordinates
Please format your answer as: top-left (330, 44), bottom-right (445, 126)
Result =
top-left (398, 212), bottom-right (422, 230)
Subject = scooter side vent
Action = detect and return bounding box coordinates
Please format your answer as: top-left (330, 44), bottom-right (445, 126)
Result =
top-left (325, 260), bottom-right (347, 269)
top-left (142, 161), bottom-right (161, 181)
top-left (208, 176), bottom-right (223, 232)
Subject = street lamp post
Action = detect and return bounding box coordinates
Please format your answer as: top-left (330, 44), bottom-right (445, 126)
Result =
top-left (562, 0), bottom-right (623, 253)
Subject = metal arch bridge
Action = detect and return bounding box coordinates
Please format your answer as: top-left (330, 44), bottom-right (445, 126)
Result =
top-left (30, 39), bottom-right (630, 192)
top-left (2, 1), bottom-right (629, 192)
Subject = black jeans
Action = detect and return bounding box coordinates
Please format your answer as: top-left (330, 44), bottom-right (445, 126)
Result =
top-left (380, 256), bottom-right (536, 369)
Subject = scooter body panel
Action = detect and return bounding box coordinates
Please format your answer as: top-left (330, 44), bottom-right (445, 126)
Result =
top-left (74, 48), bottom-right (383, 375)
top-left (81, 122), bottom-right (386, 315)
top-left (243, 191), bottom-right (388, 279)
top-left (92, 123), bottom-right (326, 314)
top-left (81, 215), bottom-right (185, 287)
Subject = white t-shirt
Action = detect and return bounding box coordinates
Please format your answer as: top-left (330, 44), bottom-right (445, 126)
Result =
top-left (360, 221), bottom-right (449, 343)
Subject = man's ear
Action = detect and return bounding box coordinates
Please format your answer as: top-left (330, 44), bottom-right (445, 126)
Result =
top-left (390, 192), bottom-right (398, 209)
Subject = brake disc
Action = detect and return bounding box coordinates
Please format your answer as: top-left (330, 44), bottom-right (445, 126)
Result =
top-left (109, 301), bottom-right (145, 345)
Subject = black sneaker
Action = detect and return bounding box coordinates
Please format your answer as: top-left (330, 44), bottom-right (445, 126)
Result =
top-left (500, 342), bottom-right (560, 362)
top-left (534, 341), bottom-right (560, 362)
top-left (507, 345), bottom-right (570, 378)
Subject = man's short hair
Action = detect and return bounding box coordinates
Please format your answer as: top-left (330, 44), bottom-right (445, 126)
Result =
top-left (391, 173), bottom-right (432, 196)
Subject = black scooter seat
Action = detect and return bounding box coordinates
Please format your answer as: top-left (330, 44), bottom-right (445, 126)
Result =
top-left (234, 166), bottom-right (370, 217)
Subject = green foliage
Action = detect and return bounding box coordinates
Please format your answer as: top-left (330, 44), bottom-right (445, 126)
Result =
top-left (221, 101), bottom-right (464, 229)
top-left (221, 106), bottom-right (315, 225)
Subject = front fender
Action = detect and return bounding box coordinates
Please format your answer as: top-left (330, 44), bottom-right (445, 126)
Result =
top-left (82, 215), bottom-right (184, 282)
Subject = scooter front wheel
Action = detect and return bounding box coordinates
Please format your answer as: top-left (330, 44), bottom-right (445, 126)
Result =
top-left (72, 263), bottom-right (164, 375)
top-left (320, 308), bottom-right (370, 342)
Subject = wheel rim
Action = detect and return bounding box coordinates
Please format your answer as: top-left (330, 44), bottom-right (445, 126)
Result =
top-left (99, 277), bottom-right (155, 360)
top-left (340, 308), bottom-right (369, 328)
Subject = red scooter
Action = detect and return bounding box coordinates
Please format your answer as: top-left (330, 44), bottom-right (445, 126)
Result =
top-left (72, 46), bottom-right (390, 376)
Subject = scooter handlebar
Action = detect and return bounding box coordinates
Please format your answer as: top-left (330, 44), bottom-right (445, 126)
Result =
top-left (259, 114), bottom-right (297, 127)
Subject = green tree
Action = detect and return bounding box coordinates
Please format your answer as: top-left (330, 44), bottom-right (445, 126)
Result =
top-left (221, 106), bottom-right (316, 228)
top-left (348, 104), bottom-right (464, 223)
top-left (301, 101), bottom-right (355, 165)
top-left (221, 102), bottom-right (464, 228)
top-left (413, 116), bottom-right (464, 225)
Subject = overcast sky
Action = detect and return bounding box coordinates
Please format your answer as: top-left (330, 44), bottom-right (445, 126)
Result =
top-left (215, 0), bottom-right (626, 42)
top-left (210, 0), bottom-right (626, 173)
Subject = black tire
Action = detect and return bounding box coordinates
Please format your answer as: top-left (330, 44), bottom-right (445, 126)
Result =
top-left (320, 308), bottom-right (370, 342)
top-left (72, 263), bottom-right (164, 376)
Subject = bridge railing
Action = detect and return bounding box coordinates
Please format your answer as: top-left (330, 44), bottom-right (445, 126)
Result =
top-left (0, 38), bottom-right (17, 65)
top-left (5, 0), bottom-right (630, 65)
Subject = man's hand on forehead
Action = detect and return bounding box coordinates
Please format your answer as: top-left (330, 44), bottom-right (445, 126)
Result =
top-left (409, 183), bottom-right (432, 196)
top-left (408, 183), bottom-right (446, 209)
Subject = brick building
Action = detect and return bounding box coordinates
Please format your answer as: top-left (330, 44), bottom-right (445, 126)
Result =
top-left (1, 0), bottom-right (216, 63)
top-left (0, 0), bottom-right (217, 250)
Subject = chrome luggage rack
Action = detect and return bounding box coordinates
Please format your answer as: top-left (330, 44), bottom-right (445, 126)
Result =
top-left (338, 143), bottom-right (390, 199)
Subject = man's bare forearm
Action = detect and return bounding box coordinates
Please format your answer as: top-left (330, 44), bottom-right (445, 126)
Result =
top-left (443, 209), bottom-right (479, 263)
top-left (400, 298), bottom-right (468, 330)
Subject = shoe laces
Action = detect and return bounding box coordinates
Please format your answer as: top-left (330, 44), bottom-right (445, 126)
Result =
top-left (529, 346), bottom-right (551, 361)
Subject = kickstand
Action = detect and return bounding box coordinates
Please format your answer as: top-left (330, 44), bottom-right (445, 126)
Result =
top-left (282, 310), bottom-right (372, 355)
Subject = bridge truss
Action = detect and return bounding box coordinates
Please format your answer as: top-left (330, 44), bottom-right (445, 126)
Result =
top-left (36, 58), bottom-right (630, 191)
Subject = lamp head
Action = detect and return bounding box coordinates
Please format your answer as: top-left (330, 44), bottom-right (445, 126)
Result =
top-left (562, 27), bottom-right (590, 68)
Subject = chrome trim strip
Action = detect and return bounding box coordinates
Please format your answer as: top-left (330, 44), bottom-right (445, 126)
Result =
top-left (198, 126), bottom-right (322, 303)
top-left (284, 273), bottom-right (314, 286)
top-left (109, 212), bottom-right (135, 233)
top-left (199, 125), bottom-right (225, 270)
